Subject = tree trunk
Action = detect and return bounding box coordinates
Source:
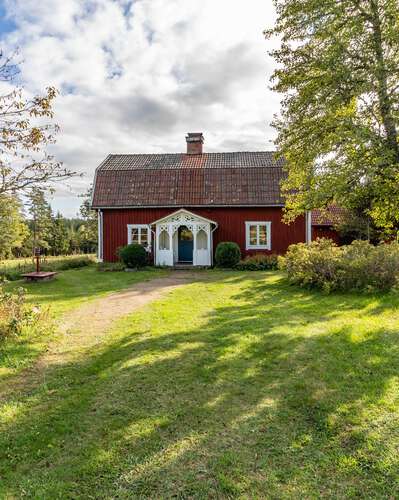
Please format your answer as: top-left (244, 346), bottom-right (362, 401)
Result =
top-left (369, 0), bottom-right (399, 163)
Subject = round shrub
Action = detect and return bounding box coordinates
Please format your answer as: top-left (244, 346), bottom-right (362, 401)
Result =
top-left (215, 242), bottom-right (241, 268)
top-left (280, 238), bottom-right (399, 293)
top-left (118, 244), bottom-right (147, 269)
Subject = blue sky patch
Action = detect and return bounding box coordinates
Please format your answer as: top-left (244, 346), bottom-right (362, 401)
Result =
top-left (0, 3), bottom-right (16, 35)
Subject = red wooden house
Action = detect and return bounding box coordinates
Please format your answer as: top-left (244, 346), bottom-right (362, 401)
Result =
top-left (311, 207), bottom-right (344, 244)
top-left (92, 133), bottom-right (322, 266)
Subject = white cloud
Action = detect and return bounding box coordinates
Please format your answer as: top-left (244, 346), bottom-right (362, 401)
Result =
top-left (2, 0), bottom-right (280, 216)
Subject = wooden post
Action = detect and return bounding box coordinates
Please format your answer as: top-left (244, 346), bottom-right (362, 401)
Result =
top-left (306, 211), bottom-right (312, 244)
top-left (34, 248), bottom-right (41, 273)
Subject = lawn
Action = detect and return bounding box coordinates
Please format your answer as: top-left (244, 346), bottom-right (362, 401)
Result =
top-left (1, 270), bottom-right (399, 498)
top-left (1, 266), bottom-right (167, 379)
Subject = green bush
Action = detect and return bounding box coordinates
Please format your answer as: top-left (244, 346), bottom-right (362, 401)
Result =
top-left (340, 240), bottom-right (399, 291)
top-left (279, 239), bottom-right (342, 291)
top-left (280, 238), bottom-right (399, 293)
top-left (215, 242), bottom-right (241, 268)
top-left (0, 286), bottom-right (46, 340)
top-left (0, 269), bottom-right (21, 282)
top-left (117, 244), bottom-right (148, 269)
top-left (236, 253), bottom-right (278, 271)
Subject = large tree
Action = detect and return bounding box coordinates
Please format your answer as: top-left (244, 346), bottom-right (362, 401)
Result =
top-left (0, 51), bottom-right (75, 195)
top-left (49, 212), bottom-right (70, 255)
top-left (0, 194), bottom-right (28, 259)
top-left (266, 0), bottom-right (399, 231)
top-left (27, 188), bottom-right (53, 253)
top-left (78, 187), bottom-right (97, 250)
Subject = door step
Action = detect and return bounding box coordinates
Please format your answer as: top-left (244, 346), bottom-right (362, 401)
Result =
top-left (174, 263), bottom-right (194, 270)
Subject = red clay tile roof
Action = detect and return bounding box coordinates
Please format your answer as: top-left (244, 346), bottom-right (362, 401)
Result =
top-left (92, 152), bottom-right (286, 208)
top-left (312, 206), bottom-right (346, 226)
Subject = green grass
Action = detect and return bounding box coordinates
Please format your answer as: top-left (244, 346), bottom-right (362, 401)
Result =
top-left (0, 254), bottom-right (97, 281)
top-left (1, 270), bottom-right (399, 498)
top-left (0, 267), bottom-right (167, 379)
top-left (6, 265), bottom-right (167, 316)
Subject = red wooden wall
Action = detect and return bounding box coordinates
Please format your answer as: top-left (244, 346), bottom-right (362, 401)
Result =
top-left (101, 207), bottom-right (306, 262)
top-left (312, 226), bottom-right (340, 244)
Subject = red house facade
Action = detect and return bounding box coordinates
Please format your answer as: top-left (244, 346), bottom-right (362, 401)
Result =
top-left (311, 207), bottom-right (344, 244)
top-left (92, 133), bottom-right (314, 265)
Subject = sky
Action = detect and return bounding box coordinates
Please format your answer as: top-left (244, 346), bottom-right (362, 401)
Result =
top-left (0, 0), bottom-right (280, 217)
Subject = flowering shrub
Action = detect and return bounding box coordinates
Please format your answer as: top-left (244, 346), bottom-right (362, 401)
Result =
top-left (0, 286), bottom-right (45, 340)
top-left (279, 239), bottom-right (399, 293)
top-left (235, 253), bottom-right (278, 271)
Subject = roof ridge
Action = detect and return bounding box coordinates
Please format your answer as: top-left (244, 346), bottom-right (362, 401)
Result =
top-left (99, 165), bottom-right (283, 171)
top-left (98, 152), bottom-right (284, 171)
top-left (107, 151), bottom-right (278, 156)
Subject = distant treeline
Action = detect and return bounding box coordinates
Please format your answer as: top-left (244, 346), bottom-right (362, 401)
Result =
top-left (0, 188), bottom-right (97, 260)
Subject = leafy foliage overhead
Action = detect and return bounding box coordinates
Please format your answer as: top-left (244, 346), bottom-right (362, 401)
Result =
top-left (266, 0), bottom-right (399, 230)
top-left (0, 51), bottom-right (76, 195)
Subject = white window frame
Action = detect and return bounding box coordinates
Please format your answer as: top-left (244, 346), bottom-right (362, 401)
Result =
top-left (245, 221), bottom-right (272, 250)
top-left (127, 224), bottom-right (152, 251)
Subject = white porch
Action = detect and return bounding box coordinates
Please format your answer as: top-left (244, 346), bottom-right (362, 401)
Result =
top-left (152, 209), bottom-right (217, 267)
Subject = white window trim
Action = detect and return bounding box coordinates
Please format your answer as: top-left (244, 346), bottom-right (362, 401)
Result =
top-left (127, 224), bottom-right (152, 251)
top-left (245, 221), bottom-right (272, 250)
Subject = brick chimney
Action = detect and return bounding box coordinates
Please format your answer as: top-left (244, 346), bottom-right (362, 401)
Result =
top-left (186, 132), bottom-right (204, 155)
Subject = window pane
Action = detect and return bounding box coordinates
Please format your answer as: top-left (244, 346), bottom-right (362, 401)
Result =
top-left (249, 225), bottom-right (257, 245)
top-left (180, 226), bottom-right (193, 241)
top-left (140, 229), bottom-right (148, 246)
top-left (131, 228), bottom-right (139, 244)
top-left (159, 230), bottom-right (169, 250)
top-left (259, 225), bottom-right (267, 245)
top-left (197, 229), bottom-right (207, 250)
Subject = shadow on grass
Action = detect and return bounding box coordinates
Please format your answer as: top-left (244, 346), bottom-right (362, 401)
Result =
top-left (0, 267), bottom-right (167, 383)
top-left (1, 271), bottom-right (399, 498)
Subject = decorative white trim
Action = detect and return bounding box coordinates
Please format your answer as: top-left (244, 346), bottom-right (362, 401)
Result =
top-left (97, 209), bottom-right (103, 262)
top-left (245, 221), bottom-right (272, 250)
top-left (127, 224), bottom-right (152, 251)
top-left (153, 208), bottom-right (216, 266)
top-left (151, 208), bottom-right (217, 226)
top-left (306, 211), bottom-right (312, 244)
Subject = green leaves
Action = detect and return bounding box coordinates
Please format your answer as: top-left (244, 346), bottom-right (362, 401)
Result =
top-left (0, 194), bottom-right (28, 259)
top-left (267, 0), bottom-right (399, 232)
top-left (0, 53), bottom-right (75, 195)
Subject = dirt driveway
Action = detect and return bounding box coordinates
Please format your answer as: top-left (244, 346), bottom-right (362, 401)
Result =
top-left (0, 271), bottom-right (197, 400)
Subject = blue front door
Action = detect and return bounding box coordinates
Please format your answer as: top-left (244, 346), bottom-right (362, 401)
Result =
top-left (178, 226), bottom-right (193, 262)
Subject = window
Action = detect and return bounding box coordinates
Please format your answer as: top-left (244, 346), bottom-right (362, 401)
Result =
top-left (245, 221), bottom-right (271, 250)
top-left (159, 229), bottom-right (170, 250)
top-left (127, 224), bottom-right (151, 250)
top-left (197, 229), bottom-right (208, 250)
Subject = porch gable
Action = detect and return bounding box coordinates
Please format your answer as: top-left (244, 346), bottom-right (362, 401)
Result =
top-left (152, 209), bottom-right (217, 267)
